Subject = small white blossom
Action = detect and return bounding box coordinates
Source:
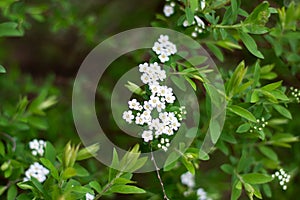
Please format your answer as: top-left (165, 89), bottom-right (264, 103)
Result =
top-left (163, 5), bottom-right (175, 17)
top-left (122, 110), bottom-right (134, 123)
top-left (29, 139), bottom-right (46, 156)
top-left (142, 130), bottom-right (153, 142)
top-left (128, 99), bottom-right (142, 110)
top-left (181, 172), bottom-right (195, 188)
top-left (86, 193), bottom-right (95, 200)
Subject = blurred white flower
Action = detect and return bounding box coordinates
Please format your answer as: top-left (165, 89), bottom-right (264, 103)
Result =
top-left (181, 171), bottom-right (195, 188)
top-left (23, 162), bottom-right (49, 183)
top-left (163, 5), bottom-right (174, 17)
top-left (86, 193), bottom-right (95, 200)
top-left (29, 139), bottom-right (46, 156)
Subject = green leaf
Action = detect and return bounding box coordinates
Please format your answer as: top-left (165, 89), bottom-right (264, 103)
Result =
top-left (190, 0), bottom-right (199, 12)
top-left (114, 177), bottom-right (136, 185)
top-left (186, 127), bottom-right (198, 138)
top-left (251, 90), bottom-right (260, 103)
top-left (258, 146), bottom-right (278, 161)
top-left (188, 55), bottom-right (208, 66)
top-left (210, 120), bottom-right (221, 144)
top-left (231, 183), bottom-right (242, 200)
top-left (198, 149), bottom-right (210, 160)
top-left (0, 65), bottom-right (6, 73)
top-left (231, 0), bottom-right (238, 22)
top-left (40, 158), bottom-right (59, 180)
top-left (0, 22), bottom-right (23, 37)
top-left (242, 173), bottom-right (273, 184)
top-left (236, 123), bottom-right (250, 133)
top-left (273, 104), bottom-right (292, 119)
top-left (271, 90), bottom-right (289, 101)
top-left (220, 164), bottom-right (233, 174)
top-left (45, 142), bottom-right (56, 164)
top-left (206, 43), bottom-right (224, 62)
top-left (170, 76), bottom-right (187, 91)
top-left (7, 184), bottom-right (17, 200)
top-left (108, 185), bottom-right (146, 194)
top-left (228, 105), bottom-right (256, 122)
top-left (0, 141), bottom-right (5, 156)
top-left (74, 164), bottom-right (90, 177)
top-left (239, 31), bottom-right (264, 59)
top-left (261, 81), bottom-right (282, 92)
top-left (182, 157), bottom-right (195, 175)
top-left (185, 7), bottom-right (194, 25)
top-left (62, 167), bottom-right (77, 180)
top-left (262, 184), bottom-right (272, 198)
top-left (184, 76), bottom-right (197, 91)
top-left (89, 181), bottom-right (102, 193)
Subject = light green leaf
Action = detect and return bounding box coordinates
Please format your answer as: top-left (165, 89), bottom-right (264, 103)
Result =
top-left (190, 0), bottom-right (199, 12)
top-left (89, 181), bottom-right (102, 193)
top-left (239, 31), bottom-right (264, 59)
top-left (261, 81), bottom-right (282, 92)
top-left (109, 185), bottom-right (146, 194)
top-left (236, 123), bottom-right (250, 133)
top-left (228, 105), bottom-right (256, 122)
top-left (40, 158), bottom-right (59, 180)
top-left (242, 173), bottom-right (273, 184)
top-left (0, 65), bottom-right (6, 73)
top-left (185, 7), bottom-right (194, 25)
top-left (273, 104), bottom-right (292, 119)
top-left (220, 164), bottom-right (233, 174)
top-left (62, 167), bottom-right (77, 180)
top-left (0, 22), bottom-right (23, 37)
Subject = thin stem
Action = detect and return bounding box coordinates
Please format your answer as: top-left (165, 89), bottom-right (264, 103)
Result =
top-left (0, 132), bottom-right (16, 152)
top-left (211, 24), bottom-right (242, 29)
top-left (150, 150), bottom-right (170, 200)
top-left (95, 171), bottom-right (122, 200)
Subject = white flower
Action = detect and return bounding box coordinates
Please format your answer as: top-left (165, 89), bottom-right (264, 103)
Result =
top-left (181, 171), bottom-right (195, 188)
top-left (29, 139), bottom-right (39, 149)
top-left (200, 0), bottom-right (206, 10)
top-left (158, 35), bottom-right (169, 44)
top-left (143, 101), bottom-right (153, 111)
top-left (152, 42), bottom-right (163, 54)
top-left (135, 115), bottom-right (145, 125)
top-left (156, 100), bottom-right (166, 113)
top-left (197, 188), bottom-right (208, 200)
top-left (141, 73), bottom-right (151, 84)
top-left (122, 110), bottom-right (134, 123)
top-left (163, 5), bottom-right (174, 17)
top-left (23, 162), bottom-right (49, 183)
top-left (142, 130), bottom-right (153, 142)
top-left (29, 139), bottom-right (46, 156)
top-left (149, 95), bottom-right (160, 108)
top-left (139, 62), bottom-right (149, 72)
top-left (158, 52), bottom-right (170, 63)
top-left (86, 193), bottom-right (95, 200)
top-left (165, 93), bottom-right (175, 103)
top-left (128, 99), bottom-right (141, 110)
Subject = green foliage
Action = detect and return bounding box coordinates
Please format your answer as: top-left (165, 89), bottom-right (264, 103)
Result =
top-left (0, 0), bottom-right (299, 200)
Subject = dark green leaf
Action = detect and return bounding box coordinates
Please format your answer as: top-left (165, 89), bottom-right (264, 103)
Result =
top-left (239, 31), bottom-right (264, 58)
top-left (0, 65), bottom-right (6, 73)
top-left (236, 123), bottom-right (250, 133)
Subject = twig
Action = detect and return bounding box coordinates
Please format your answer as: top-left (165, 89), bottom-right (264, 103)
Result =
top-left (150, 149), bottom-right (170, 200)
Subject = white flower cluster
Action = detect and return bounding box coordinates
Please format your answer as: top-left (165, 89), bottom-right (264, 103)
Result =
top-left (29, 139), bottom-right (47, 156)
top-left (152, 35), bottom-right (177, 63)
top-left (23, 162), bottom-right (49, 183)
top-left (123, 35), bottom-right (183, 151)
top-left (183, 15), bottom-right (206, 38)
top-left (290, 87), bottom-right (300, 103)
top-left (86, 193), bottom-right (95, 200)
top-left (249, 117), bottom-right (268, 133)
top-left (272, 169), bottom-right (291, 190)
top-left (163, 2), bottom-right (175, 17)
top-left (181, 172), bottom-right (211, 200)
